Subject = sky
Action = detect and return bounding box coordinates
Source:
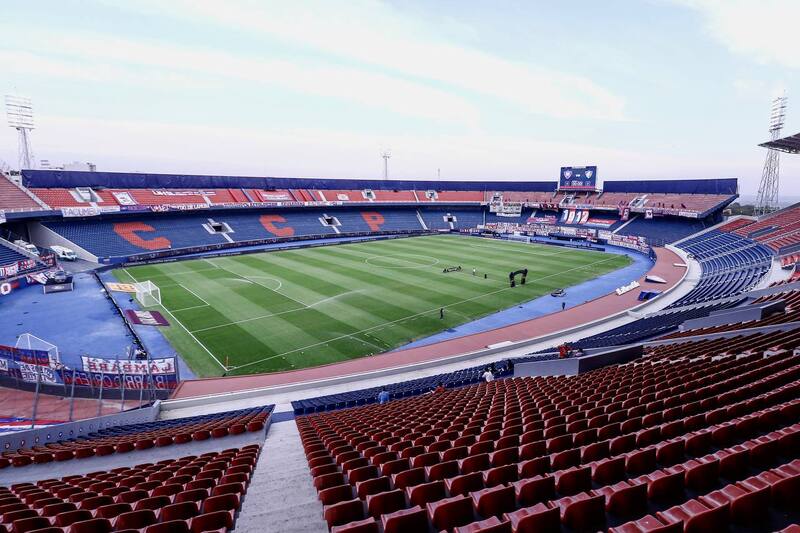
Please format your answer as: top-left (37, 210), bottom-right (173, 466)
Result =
top-left (1, 0), bottom-right (800, 197)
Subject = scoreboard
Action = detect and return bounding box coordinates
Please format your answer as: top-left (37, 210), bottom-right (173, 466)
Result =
top-left (559, 166), bottom-right (598, 191)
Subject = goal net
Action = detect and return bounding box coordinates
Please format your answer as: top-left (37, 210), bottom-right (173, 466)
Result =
top-left (134, 281), bottom-right (161, 307)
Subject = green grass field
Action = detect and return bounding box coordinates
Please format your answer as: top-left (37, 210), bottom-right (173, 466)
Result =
top-left (114, 235), bottom-right (631, 377)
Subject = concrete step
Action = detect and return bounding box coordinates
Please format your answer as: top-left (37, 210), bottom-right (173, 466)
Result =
top-left (235, 422), bottom-right (327, 533)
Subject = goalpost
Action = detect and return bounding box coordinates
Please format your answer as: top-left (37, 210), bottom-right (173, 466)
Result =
top-left (134, 281), bottom-right (161, 307)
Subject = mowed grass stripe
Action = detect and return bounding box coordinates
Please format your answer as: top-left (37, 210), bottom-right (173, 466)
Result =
top-left (116, 235), bottom-right (631, 376)
top-left (232, 252), bottom-right (626, 374)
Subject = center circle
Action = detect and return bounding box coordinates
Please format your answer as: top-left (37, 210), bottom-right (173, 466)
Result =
top-left (365, 254), bottom-right (439, 269)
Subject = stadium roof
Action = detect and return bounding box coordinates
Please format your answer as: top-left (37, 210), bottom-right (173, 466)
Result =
top-left (759, 132), bottom-right (800, 154)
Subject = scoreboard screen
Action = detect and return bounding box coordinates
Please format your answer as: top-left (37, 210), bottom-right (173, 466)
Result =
top-left (559, 166), bottom-right (597, 191)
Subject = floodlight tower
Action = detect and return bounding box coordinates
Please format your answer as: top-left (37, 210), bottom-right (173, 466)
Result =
top-left (381, 149), bottom-right (391, 180)
top-left (755, 94), bottom-right (787, 217)
top-left (5, 95), bottom-right (35, 170)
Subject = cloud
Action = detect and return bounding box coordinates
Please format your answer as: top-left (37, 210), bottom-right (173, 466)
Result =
top-left (673, 0), bottom-right (800, 69)
top-left (17, 113), bottom-right (677, 182)
top-left (3, 34), bottom-right (479, 126)
top-left (103, 0), bottom-right (628, 121)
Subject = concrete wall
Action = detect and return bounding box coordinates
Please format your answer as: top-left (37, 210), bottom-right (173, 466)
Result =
top-left (515, 345), bottom-right (643, 377)
top-left (28, 222), bottom-right (98, 262)
top-left (0, 401), bottom-right (160, 452)
top-left (681, 300), bottom-right (785, 331)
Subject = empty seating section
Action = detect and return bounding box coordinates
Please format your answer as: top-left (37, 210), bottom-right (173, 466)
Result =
top-left (0, 445), bottom-right (259, 532)
top-left (661, 289), bottom-right (800, 340)
top-left (483, 209), bottom-right (534, 226)
top-left (30, 189), bottom-right (85, 208)
top-left (298, 347), bottom-right (800, 532)
top-left (0, 175), bottom-right (41, 211)
top-left (520, 302), bottom-right (740, 360)
top-left (670, 230), bottom-right (772, 307)
top-left (41, 209), bottom-right (426, 258)
top-left (332, 210), bottom-right (422, 232)
top-left (489, 191), bottom-right (554, 204)
top-left (0, 243), bottom-right (28, 267)
top-left (718, 217), bottom-right (756, 233)
top-left (0, 406), bottom-right (271, 469)
top-left (721, 206), bottom-right (800, 254)
top-left (426, 191), bottom-right (484, 202)
top-left (616, 217), bottom-right (711, 244)
top-left (215, 210), bottom-right (336, 242)
top-left (317, 190), bottom-right (372, 202)
top-left (645, 329), bottom-right (800, 361)
top-left (419, 209), bottom-right (485, 230)
top-left (292, 364), bottom-right (513, 416)
top-left (43, 216), bottom-right (231, 257)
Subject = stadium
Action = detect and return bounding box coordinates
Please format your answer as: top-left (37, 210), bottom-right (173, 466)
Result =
top-left (2, 3), bottom-right (800, 532)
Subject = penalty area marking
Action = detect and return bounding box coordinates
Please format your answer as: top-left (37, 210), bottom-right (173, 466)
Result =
top-left (120, 269), bottom-right (226, 371)
top-left (364, 254), bottom-right (440, 269)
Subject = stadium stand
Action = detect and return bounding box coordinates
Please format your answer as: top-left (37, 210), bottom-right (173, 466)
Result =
top-left (0, 445), bottom-right (260, 532)
top-left (296, 347), bottom-right (800, 532)
top-left (668, 231), bottom-right (772, 308)
top-left (41, 209), bottom-right (429, 259)
top-left (0, 406), bottom-right (271, 468)
top-left (0, 241), bottom-right (28, 266)
top-left (616, 217), bottom-right (712, 245)
top-left (0, 174), bottom-right (43, 211)
top-left (292, 363), bottom-right (514, 416)
top-left (660, 289), bottom-right (800, 340)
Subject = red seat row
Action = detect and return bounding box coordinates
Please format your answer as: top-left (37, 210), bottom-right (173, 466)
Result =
top-left (0, 445), bottom-right (260, 533)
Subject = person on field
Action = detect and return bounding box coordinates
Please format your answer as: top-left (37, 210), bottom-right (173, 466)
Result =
top-left (378, 389), bottom-right (390, 404)
top-left (440, 307), bottom-right (444, 319)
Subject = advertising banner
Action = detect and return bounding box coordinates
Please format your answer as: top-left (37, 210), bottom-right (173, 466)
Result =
top-left (112, 192), bottom-right (137, 206)
top-left (81, 356), bottom-right (177, 375)
top-left (0, 344), bottom-right (51, 366)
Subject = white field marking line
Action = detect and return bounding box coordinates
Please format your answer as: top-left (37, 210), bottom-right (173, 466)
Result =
top-left (189, 288), bottom-right (367, 333)
top-left (141, 266), bottom-right (221, 278)
top-left (231, 254), bottom-right (622, 371)
top-left (208, 259), bottom-right (310, 308)
top-left (363, 254), bottom-right (440, 269)
top-left (171, 304), bottom-right (210, 313)
top-left (202, 258), bottom-right (220, 269)
top-left (178, 283), bottom-right (210, 307)
top-left (121, 269), bottom-right (226, 370)
top-left (462, 239), bottom-right (586, 258)
top-left (244, 276), bottom-right (283, 291)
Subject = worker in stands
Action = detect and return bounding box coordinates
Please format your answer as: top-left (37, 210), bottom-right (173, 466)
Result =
top-left (482, 367), bottom-right (494, 382)
top-left (558, 344), bottom-right (569, 359)
top-left (378, 389), bottom-right (390, 404)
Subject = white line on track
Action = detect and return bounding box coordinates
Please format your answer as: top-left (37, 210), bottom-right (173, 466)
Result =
top-left (230, 254), bottom-right (622, 371)
top-left (121, 269), bottom-right (226, 370)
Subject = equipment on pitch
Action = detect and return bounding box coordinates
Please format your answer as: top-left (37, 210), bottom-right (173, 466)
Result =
top-left (442, 265), bottom-right (462, 273)
top-left (509, 268), bottom-right (528, 288)
top-left (134, 281), bottom-right (161, 307)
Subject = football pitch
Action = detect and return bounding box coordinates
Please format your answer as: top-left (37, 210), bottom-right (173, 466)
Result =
top-left (114, 235), bottom-right (631, 377)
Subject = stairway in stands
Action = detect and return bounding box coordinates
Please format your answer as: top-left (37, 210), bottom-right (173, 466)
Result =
top-left (234, 421), bottom-right (327, 532)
